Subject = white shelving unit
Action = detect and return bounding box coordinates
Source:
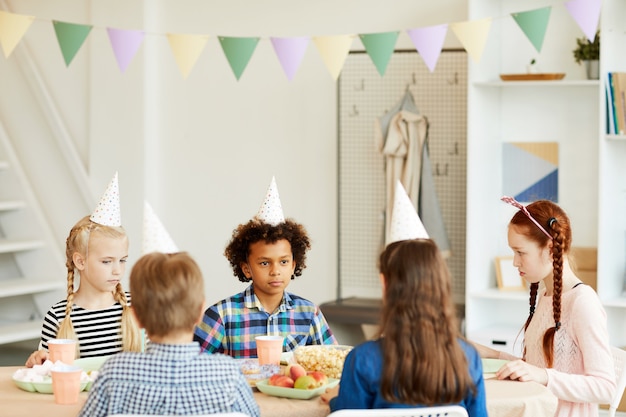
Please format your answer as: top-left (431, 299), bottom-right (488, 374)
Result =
top-left (466, 0), bottom-right (626, 352)
top-left (0, 124), bottom-right (65, 346)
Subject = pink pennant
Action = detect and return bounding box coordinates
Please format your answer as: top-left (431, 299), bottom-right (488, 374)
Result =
top-left (565, 0), bottom-right (601, 42)
top-left (106, 27), bottom-right (145, 73)
top-left (407, 24), bottom-right (448, 73)
top-left (270, 36), bottom-right (310, 81)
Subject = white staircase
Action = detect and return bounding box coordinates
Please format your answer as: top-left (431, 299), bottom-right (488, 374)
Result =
top-left (0, 123), bottom-right (66, 346)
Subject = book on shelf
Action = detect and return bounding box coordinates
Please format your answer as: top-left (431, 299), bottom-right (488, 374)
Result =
top-left (606, 72), bottom-right (626, 135)
top-left (607, 73), bottom-right (617, 135)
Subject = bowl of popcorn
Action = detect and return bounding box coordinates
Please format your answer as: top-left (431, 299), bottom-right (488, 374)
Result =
top-left (293, 345), bottom-right (352, 379)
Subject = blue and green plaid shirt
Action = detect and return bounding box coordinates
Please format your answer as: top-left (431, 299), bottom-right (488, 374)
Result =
top-left (194, 284), bottom-right (336, 357)
top-left (78, 342), bottom-right (259, 417)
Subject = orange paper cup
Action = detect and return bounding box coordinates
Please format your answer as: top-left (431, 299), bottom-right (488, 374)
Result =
top-left (51, 364), bottom-right (82, 405)
top-left (255, 335), bottom-right (284, 366)
top-left (48, 339), bottom-right (77, 364)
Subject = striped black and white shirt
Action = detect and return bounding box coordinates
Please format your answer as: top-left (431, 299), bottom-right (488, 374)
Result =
top-left (38, 293), bottom-right (130, 358)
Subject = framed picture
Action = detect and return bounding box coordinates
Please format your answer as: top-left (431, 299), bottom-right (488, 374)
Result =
top-left (495, 256), bottom-right (525, 291)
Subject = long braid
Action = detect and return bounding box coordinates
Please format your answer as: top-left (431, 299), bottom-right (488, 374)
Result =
top-left (542, 220), bottom-right (564, 367)
top-left (54, 221), bottom-right (87, 354)
top-left (114, 283), bottom-right (142, 352)
top-left (522, 282), bottom-right (539, 360)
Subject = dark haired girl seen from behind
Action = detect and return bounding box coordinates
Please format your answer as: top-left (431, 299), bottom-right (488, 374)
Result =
top-left (322, 239), bottom-right (487, 416)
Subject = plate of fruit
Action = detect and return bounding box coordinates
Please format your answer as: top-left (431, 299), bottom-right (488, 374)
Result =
top-left (255, 363), bottom-right (339, 400)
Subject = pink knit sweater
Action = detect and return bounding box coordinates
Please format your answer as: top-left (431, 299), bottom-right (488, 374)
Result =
top-left (522, 284), bottom-right (615, 417)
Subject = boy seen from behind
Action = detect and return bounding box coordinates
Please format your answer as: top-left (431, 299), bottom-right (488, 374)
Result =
top-left (79, 252), bottom-right (260, 417)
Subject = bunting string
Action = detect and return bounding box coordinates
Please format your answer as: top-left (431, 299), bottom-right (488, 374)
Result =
top-left (0, 0), bottom-right (601, 80)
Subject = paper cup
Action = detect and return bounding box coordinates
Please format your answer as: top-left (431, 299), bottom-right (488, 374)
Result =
top-left (51, 364), bottom-right (82, 405)
top-left (48, 339), bottom-right (77, 364)
top-left (255, 335), bottom-right (284, 366)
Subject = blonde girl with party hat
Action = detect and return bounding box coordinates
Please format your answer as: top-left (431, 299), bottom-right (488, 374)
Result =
top-left (474, 197), bottom-right (615, 417)
top-left (25, 174), bottom-right (142, 367)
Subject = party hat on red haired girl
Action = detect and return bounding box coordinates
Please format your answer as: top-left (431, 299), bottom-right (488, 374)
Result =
top-left (388, 180), bottom-right (429, 244)
top-left (255, 176), bottom-right (285, 226)
top-left (142, 201), bottom-right (179, 254)
top-left (90, 172), bottom-right (122, 226)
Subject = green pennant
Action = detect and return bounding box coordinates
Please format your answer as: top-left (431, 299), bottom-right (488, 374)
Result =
top-left (359, 31), bottom-right (399, 76)
top-left (53, 20), bottom-right (93, 66)
top-left (218, 36), bottom-right (260, 80)
top-left (512, 7), bottom-right (551, 53)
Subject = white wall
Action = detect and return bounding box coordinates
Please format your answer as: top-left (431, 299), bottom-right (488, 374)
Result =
top-left (5, 0), bottom-right (467, 311)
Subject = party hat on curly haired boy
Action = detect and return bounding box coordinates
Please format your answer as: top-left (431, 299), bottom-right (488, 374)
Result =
top-left (142, 201), bottom-right (179, 254)
top-left (388, 180), bottom-right (429, 245)
top-left (90, 172), bottom-right (122, 226)
top-left (255, 176), bottom-right (285, 226)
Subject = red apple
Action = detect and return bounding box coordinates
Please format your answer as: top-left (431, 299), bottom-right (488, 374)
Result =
top-left (307, 371), bottom-right (328, 387)
top-left (268, 374), bottom-right (283, 386)
top-left (271, 375), bottom-right (295, 388)
top-left (287, 363), bottom-right (307, 380)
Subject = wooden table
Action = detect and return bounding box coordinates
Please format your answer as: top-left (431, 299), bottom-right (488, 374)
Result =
top-left (2, 366), bottom-right (556, 417)
top-left (1, 366), bottom-right (329, 417)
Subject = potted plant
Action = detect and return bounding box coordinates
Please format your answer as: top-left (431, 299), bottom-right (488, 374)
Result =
top-left (573, 31), bottom-right (600, 79)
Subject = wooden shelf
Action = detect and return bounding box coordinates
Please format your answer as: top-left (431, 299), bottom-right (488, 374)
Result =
top-left (0, 278), bottom-right (64, 299)
top-left (0, 240), bottom-right (45, 253)
top-left (474, 79), bottom-right (599, 87)
top-left (0, 321), bottom-right (41, 345)
top-left (0, 201), bottom-right (26, 211)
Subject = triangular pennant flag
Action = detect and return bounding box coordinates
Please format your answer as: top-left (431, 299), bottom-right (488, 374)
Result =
top-left (106, 28), bottom-right (145, 73)
top-left (312, 35), bottom-right (353, 80)
top-left (52, 20), bottom-right (93, 67)
top-left (359, 31), bottom-right (399, 76)
top-left (0, 11), bottom-right (34, 58)
top-left (565, 0), bottom-right (602, 42)
top-left (511, 7), bottom-right (551, 53)
top-left (388, 181), bottom-right (429, 245)
top-left (270, 36), bottom-right (310, 81)
top-left (256, 176), bottom-right (285, 226)
top-left (90, 172), bottom-right (121, 227)
top-left (406, 24), bottom-right (448, 73)
top-left (143, 202), bottom-right (179, 254)
top-left (450, 18), bottom-right (492, 64)
top-left (166, 33), bottom-right (209, 79)
top-left (218, 36), bottom-right (260, 81)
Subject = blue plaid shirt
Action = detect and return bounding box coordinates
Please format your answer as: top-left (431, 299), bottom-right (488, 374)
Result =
top-left (193, 284), bottom-right (337, 357)
top-left (78, 342), bottom-right (260, 417)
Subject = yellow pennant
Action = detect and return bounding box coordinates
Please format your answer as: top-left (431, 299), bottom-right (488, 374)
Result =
top-left (450, 17), bottom-right (492, 64)
top-left (166, 33), bottom-right (209, 79)
top-left (0, 10), bottom-right (35, 58)
top-left (312, 35), bottom-right (354, 81)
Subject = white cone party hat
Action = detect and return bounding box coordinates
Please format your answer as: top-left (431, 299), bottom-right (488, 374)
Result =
top-left (90, 172), bottom-right (122, 226)
top-left (255, 176), bottom-right (285, 226)
top-left (388, 180), bottom-right (429, 244)
top-left (143, 201), bottom-right (179, 254)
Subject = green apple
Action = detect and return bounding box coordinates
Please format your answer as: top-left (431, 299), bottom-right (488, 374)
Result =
top-left (293, 375), bottom-right (317, 390)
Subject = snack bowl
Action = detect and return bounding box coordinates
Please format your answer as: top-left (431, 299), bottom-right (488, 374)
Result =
top-left (293, 345), bottom-right (353, 379)
top-left (12, 375), bottom-right (88, 394)
top-left (12, 378), bottom-right (36, 393)
top-left (12, 355), bottom-right (109, 394)
top-left (255, 378), bottom-right (339, 400)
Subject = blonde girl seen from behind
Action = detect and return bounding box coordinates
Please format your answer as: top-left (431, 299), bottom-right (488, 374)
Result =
top-left (25, 215), bottom-right (142, 367)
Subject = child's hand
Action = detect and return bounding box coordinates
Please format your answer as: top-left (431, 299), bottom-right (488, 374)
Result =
top-left (320, 384), bottom-right (340, 404)
top-left (496, 359), bottom-right (548, 385)
top-left (25, 350), bottom-right (48, 368)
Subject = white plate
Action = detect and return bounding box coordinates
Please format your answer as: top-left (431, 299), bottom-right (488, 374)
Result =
top-left (255, 378), bottom-right (339, 400)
